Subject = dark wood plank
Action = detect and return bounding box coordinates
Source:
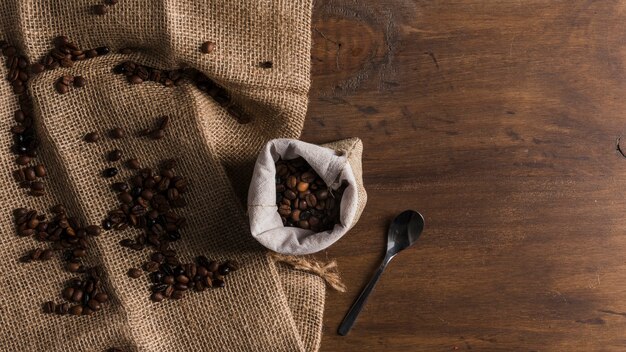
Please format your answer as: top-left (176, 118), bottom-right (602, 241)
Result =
top-left (304, 1), bottom-right (626, 350)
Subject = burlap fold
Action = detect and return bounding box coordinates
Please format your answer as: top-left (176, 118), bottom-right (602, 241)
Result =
top-left (0, 0), bottom-right (320, 351)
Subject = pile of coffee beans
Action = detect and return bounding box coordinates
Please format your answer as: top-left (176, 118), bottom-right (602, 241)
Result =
top-left (13, 163), bottom-right (47, 196)
top-left (14, 204), bottom-right (102, 271)
top-left (43, 267), bottom-right (109, 316)
top-left (1, 41), bottom-right (43, 195)
top-left (55, 75), bottom-right (86, 94)
top-left (36, 36), bottom-right (110, 72)
top-left (14, 205), bottom-right (109, 316)
top-left (103, 159), bottom-right (188, 245)
top-left (131, 254), bottom-right (238, 302)
top-left (275, 157), bottom-right (345, 231)
top-left (112, 61), bottom-right (250, 124)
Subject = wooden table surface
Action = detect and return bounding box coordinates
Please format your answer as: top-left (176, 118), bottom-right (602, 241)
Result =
top-left (302, 1), bottom-right (626, 351)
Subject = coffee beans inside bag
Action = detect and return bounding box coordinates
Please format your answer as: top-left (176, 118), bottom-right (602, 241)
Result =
top-left (248, 138), bottom-right (367, 255)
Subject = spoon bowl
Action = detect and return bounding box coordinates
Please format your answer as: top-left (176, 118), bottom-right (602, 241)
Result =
top-left (338, 210), bottom-right (425, 336)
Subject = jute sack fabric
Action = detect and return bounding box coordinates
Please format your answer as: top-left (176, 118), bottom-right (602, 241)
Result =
top-left (248, 138), bottom-right (367, 255)
top-left (0, 1), bottom-right (322, 351)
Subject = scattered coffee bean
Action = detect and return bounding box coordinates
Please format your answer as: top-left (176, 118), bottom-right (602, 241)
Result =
top-left (16, 155), bottom-right (30, 165)
top-left (126, 158), bottom-right (140, 169)
top-left (128, 268), bottom-right (142, 278)
top-left (260, 61), bottom-right (273, 69)
top-left (93, 4), bottom-right (108, 15)
top-left (103, 167), bottom-right (119, 178)
top-left (84, 132), bottom-right (100, 143)
top-left (107, 149), bottom-right (123, 162)
top-left (200, 41), bottom-right (216, 54)
top-left (73, 76), bottom-right (86, 88)
top-left (109, 127), bottom-right (125, 139)
top-left (34, 164), bottom-right (46, 177)
top-left (69, 305), bottom-right (83, 316)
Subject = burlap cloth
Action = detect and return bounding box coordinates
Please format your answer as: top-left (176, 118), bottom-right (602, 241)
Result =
top-left (0, 1), bottom-right (323, 351)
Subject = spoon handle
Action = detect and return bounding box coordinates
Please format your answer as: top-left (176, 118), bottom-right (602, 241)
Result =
top-left (338, 261), bottom-right (388, 336)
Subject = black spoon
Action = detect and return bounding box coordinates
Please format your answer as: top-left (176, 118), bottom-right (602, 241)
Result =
top-left (338, 210), bottom-right (425, 336)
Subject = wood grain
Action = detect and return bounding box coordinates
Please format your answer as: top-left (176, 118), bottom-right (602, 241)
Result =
top-left (304, 1), bottom-right (626, 350)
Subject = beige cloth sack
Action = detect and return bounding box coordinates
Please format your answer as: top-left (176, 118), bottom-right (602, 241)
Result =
top-left (0, 1), bottom-right (325, 351)
top-left (248, 138), bottom-right (367, 255)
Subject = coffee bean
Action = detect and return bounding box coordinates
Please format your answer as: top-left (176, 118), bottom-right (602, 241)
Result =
top-left (109, 128), bottom-right (125, 139)
top-left (23, 167), bottom-right (36, 181)
top-left (260, 61), bottom-right (273, 69)
top-left (30, 63), bottom-right (44, 74)
top-left (55, 80), bottom-right (69, 94)
top-left (103, 167), bottom-right (119, 178)
top-left (34, 164), bottom-right (46, 177)
top-left (40, 249), bottom-right (53, 260)
top-left (73, 76), bottom-right (86, 87)
top-left (69, 305), bottom-right (83, 316)
top-left (67, 262), bottom-right (81, 272)
top-left (316, 190), bottom-right (328, 200)
top-left (108, 149), bottom-right (123, 161)
top-left (213, 279), bottom-right (225, 288)
top-left (84, 132), bottom-right (100, 143)
top-left (200, 41), bottom-right (216, 54)
top-left (71, 289), bottom-right (84, 302)
top-left (296, 182), bottom-right (309, 192)
top-left (86, 225), bottom-right (101, 236)
top-left (95, 292), bottom-right (109, 303)
top-left (93, 4), bottom-right (108, 15)
top-left (287, 176), bottom-right (297, 189)
top-left (151, 292), bottom-right (164, 302)
top-left (88, 299), bottom-right (101, 311)
top-left (175, 274), bottom-right (189, 284)
top-left (43, 301), bottom-right (55, 314)
top-left (171, 290), bottom-right (184, 299)
top-left (30, 181), bottom-right (44, 191)
top-left (144, 261), bottom-right (159, 272)
top-left (128, 268), bottom-right (142, 278)
top-left (208, 261), bottom-right (219, 273)
top-left (3, 45), bottom-right (16, 57)
top-left (129, 75), bottom-right (143, 84)
top-left (63, 286), bottom-right (75, 300)
top-left (218, 265), bottom-right (230, 276)
top-left (126, 158), bottom-right (140, 169)
top-left (284, 189), bottom-right (296, 200)
top-left (105, 0), bottom-right (118, 4)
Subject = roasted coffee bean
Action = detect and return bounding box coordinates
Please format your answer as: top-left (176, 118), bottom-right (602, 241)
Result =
top-left (208, 261), bottom-right (219, 273)
top-left (151, 292), bottom-right (164, 302)
top-left (71, 289), bottom-right (84, 302)
top-left (30, 63), bottom-right (44, 74)
top-left (84, 132), bottom-right (100, 143)
top-left (109, 128), bottom-right (125, 139)
top-left (129, 75), bottom-right (143, 84)
top-left (85, 225), bottom-right (101, 236)
top-left (69, 305), bottom-right (83, 316)
top-left (63, 286), bottom-right (75, 300)
top-left (23, 167), bottom-right (36, 181)
top-left (95, 292), bottom-right (109, 303)
top-left (126, 158), bottom-right (140, 169)
top-left (128, 268), bottom-right (142, 278)
top-left (30, 181), bottom-right (44, 191)
top-left (284, 189), bottom-right (296, 200)
top-left (171, 290), bottom-right (184, 299)
top-left (43, 301), bottom-right (55, 314)
top-left (218, 264), bottom-right (230, 276)
top-left (33, 164), bottom-right (46, 177)
top-left (72, 75), bottom-right (86, 88)
top-left (93, 4), bottom-right (108, 15)
top-left (296, 182), bottom-right (309, 192)
top-left (103, 167), bottom-right (119, 178)
top-left (144, 261), bottom-right (159, 272)
top-left (213, 279), bottom-right (225, 288)
top-left (316, 190), bottom-right (328, 200)
top-left (40, 249), bottom-right (53, 260)
top-left (67, 262), bottom-right (81, 272)
top-left (88, 299), bottom-right (101, 311)
top-left (175, 274), bottom-right (189, 284)
top-left (112, 182), bottom-right (129, 192)
top-left (200, 41), bottom-right (216, 54)
top-left (108, 149), bottom-right (123, 161)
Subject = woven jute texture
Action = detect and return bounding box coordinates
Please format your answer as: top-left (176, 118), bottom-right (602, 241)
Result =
top-left (0, 1), bottom-right (322, 351)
